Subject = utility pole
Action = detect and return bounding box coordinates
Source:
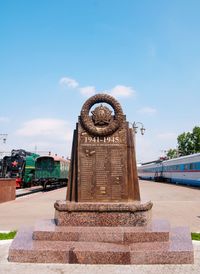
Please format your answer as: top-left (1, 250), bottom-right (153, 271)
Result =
top-left (0, 134), bottom-right (8, 144)
top-left (0, 134), bottom-right (8, 159)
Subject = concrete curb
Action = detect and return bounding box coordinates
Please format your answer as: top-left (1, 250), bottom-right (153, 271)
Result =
top-left (0, 240), bottom-right (12, 245)
top-left (193, 240), bottom-right (200, 246)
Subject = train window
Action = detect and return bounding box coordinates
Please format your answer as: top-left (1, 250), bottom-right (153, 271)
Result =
top-left (196, 163), bottom-right (200, 170)
top-left (184, 164), bottom-right (189, 170)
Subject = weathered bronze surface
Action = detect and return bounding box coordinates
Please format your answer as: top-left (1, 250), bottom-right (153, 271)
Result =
top-left (67, 93), bottom-right (140, 202)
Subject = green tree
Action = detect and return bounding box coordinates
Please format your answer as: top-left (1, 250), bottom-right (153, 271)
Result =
top-left (192, 126), bottom-right (200, 152)
top-left (177, 126), bottom-right (200, 156)
top-left (166, 126), bottom-right (200, 157)
top-left (166, 149), bottom-right (178, 159)
top-left (177, 132), bottom-right (194, 156)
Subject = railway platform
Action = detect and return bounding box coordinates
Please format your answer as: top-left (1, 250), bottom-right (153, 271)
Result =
top-left (0, 180), bottom-right (200, 273)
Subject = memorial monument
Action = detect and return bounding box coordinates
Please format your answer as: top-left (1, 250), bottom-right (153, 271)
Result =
top-left (9, 94), bottom-right (194, 264)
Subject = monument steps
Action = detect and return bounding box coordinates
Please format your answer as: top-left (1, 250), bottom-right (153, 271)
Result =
top-left (8, 221), bottom-right (193, 264)
top-left (33, 219), bottom-right (170, 244)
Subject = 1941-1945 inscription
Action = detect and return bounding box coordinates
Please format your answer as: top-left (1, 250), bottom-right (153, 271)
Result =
top-left (66, 93), bottom-right (140, 202)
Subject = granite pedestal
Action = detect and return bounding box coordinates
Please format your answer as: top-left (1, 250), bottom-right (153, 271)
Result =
top-left (8, 200), bottom-right (194, 264)
top-left (54, 200), bottom-right (153, 226)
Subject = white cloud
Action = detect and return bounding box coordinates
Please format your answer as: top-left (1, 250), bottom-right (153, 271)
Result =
top-left (58, 76), bottom-right (135, 99)
top-left (16, 118), bottom-right (72, 141)
top-left (59, 77), bottom-right (79, 88)
top-left (79, 86), bottom-right (96, 96)
top-left (135, 135), bottom-right (158, 163)
top-left (14, 118), bottom-right (73, 157)
top-left (157, 132), bottom-right (177, 140)
top-left (138, 107), bottom-right (157, 115)
top-left (109, 85), bottom-right (135, 97)
top-left (0, 117), bottom-right (10, 123)
top-left (135, 132), bottom-right (178, 163)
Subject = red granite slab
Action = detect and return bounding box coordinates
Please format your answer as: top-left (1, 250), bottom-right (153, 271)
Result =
top-left (9, 222), bottom-right (194, 264)
top-left (54, 201), bottom-right (153, 227)
top-left (9, 227), bottom-right (70, 263)
top-left (33, 219), bottom-right (170, 243)
top-left (69, 241), bottom-right (130, 264)
top-left (130, 226), bottom-right (194, 264)
top-left (0, 179), bottom-right (16, 203)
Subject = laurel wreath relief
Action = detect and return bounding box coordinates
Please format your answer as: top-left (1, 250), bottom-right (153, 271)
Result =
top-left (80, 94), bottom-right (124, 136)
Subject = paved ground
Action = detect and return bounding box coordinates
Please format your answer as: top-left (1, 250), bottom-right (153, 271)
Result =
top-left (0, 180), bottom-right (200, 273)
top-left (0, 186), bottom-right (66, 231)
top-left (140, 180), bottom-right (200, 232)
top-left (0, 180), bottom-right (200, 231)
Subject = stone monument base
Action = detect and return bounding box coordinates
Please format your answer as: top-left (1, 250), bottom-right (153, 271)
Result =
top-left (8, 200), bottom-right (194, 264)
top-left (54, 200), bottom-right (153, 226)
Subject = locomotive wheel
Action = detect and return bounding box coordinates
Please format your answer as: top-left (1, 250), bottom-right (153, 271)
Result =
top-left (42, 182), bottom-right (47, 190)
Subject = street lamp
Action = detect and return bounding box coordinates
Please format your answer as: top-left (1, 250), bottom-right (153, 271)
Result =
top-left (132, 122), bottom-right (146, 135)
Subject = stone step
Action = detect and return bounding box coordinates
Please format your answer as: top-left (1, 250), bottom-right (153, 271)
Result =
top-left (8, 225), bottom-right (194, 264)
top-left (33, 219), bottom-right (170, 244)
top-left (130, 226), bottom-right (194, 264)
top-left (8, 227), bottom-right (71, 264)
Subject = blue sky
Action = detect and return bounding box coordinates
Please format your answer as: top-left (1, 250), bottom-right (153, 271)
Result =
top-left (0, 0), bottom-right (200, 162)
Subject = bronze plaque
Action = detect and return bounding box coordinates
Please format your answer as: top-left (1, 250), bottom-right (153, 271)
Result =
top-left (66, 94), bottom-right (140, 202)
top-left (78, 120), bottom-right (128, 202)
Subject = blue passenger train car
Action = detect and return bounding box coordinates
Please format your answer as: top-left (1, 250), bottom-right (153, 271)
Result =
top-left (138, 153), bottom-right (200, 187)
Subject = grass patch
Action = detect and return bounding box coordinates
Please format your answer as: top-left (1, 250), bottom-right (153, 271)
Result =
top-left (0, 231), bottom-right (17, 240)
top-left (191, 232), bottom-right (200, 241)
top-left (1, 231), bottom-right (200, 241)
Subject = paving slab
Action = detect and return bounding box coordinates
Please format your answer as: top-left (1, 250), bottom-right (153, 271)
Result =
top-left (140, 180), bottom-right (200, 232)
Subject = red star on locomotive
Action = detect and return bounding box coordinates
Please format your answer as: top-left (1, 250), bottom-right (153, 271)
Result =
top-left (11, 160), bottom-right (18, 167)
